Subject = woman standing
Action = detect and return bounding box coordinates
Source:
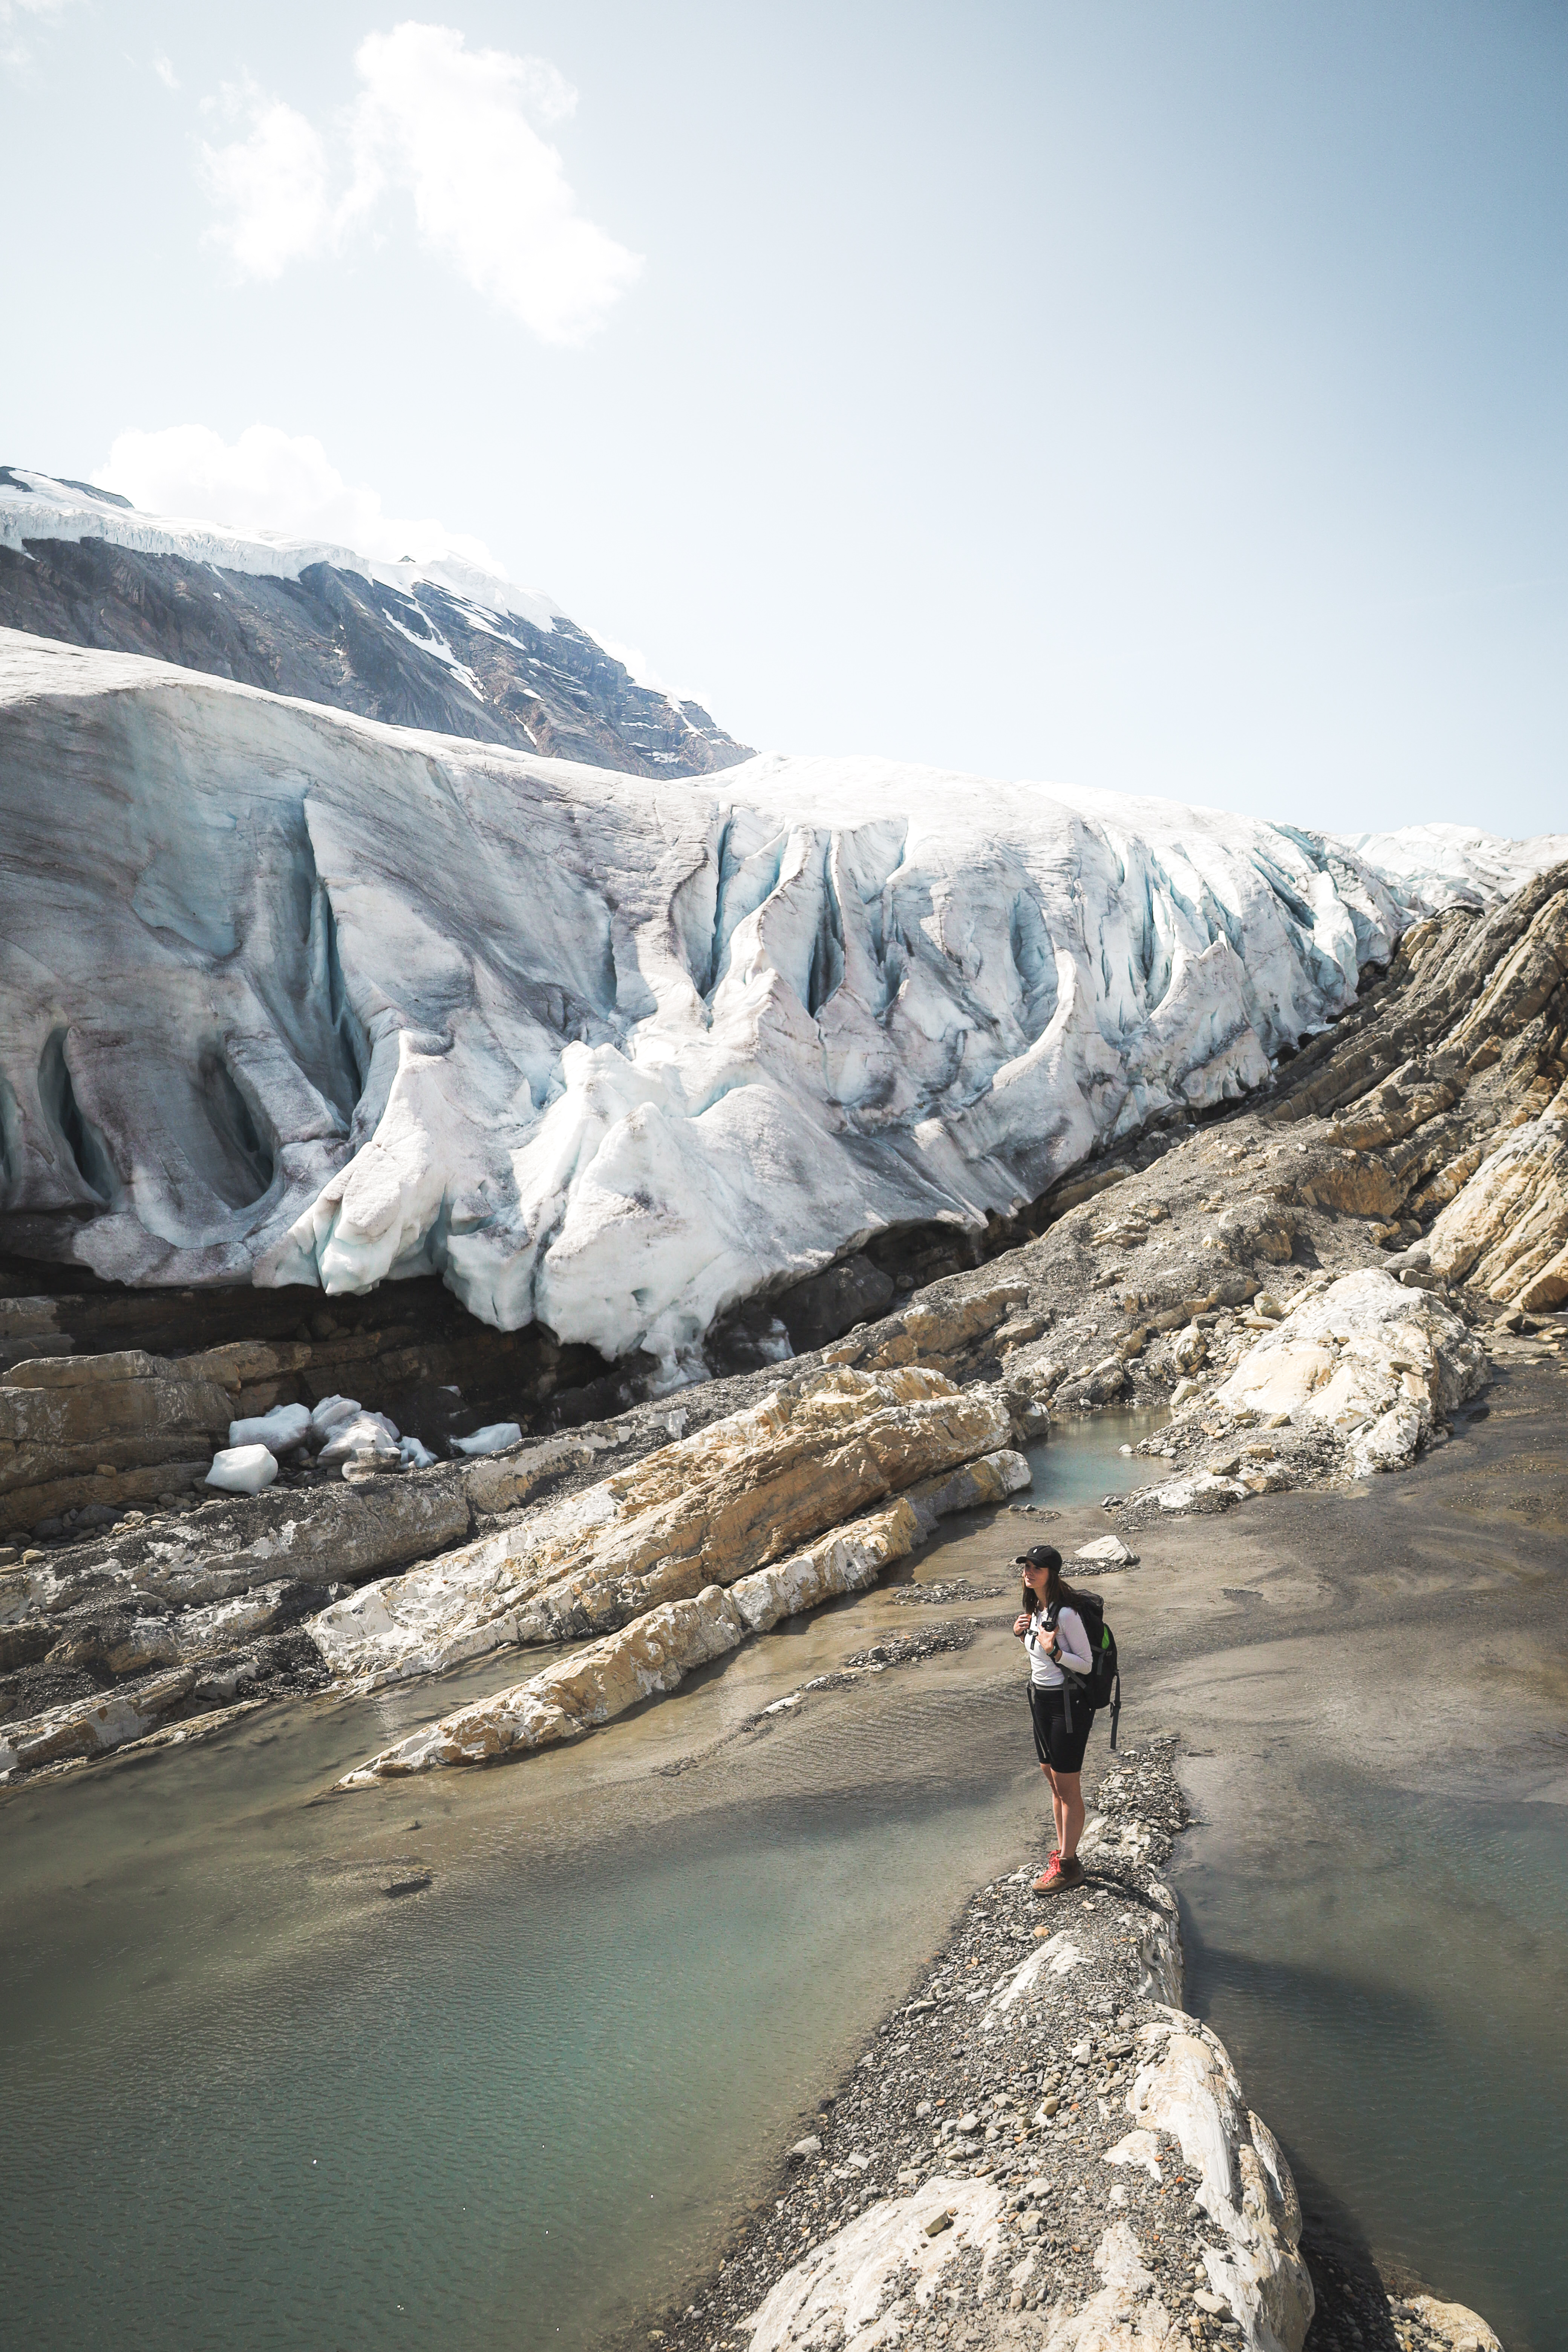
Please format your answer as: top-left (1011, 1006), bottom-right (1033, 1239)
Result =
top-left (1012, 1543), bottom-right (1096, 1893)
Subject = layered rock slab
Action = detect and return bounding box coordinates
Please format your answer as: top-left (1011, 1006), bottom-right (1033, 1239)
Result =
top-left (1427, 1097), bottom-right (1568, 1310)
top-left (335, 1448), bottom-right (1026, 1780)
top-left (310, 1365), bottom-right (1016, 1686)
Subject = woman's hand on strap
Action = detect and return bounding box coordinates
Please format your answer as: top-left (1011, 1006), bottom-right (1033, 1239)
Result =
top-left (1013, 1612), bottom-right (1031, 1638)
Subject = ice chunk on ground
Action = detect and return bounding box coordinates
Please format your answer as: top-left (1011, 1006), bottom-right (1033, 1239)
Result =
top-left (450, 1422), bottom-right (522, 1457)
top-left (310, 1395), bottom-right (361, 1437)
top-left (205, 1444), bottom-right (279, 1495)
top-left (229, 1403), bottom-right (312, 1452)
top-left (318, 1410), bottom-right (400, 1468)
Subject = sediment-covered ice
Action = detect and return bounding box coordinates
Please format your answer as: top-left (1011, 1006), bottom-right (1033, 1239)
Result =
top-left (1, 634), bottom-right (1559, 1374)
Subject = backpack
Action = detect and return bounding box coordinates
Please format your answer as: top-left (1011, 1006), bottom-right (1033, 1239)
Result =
top-left (1046, 1591), bottom-right (1122, 1750)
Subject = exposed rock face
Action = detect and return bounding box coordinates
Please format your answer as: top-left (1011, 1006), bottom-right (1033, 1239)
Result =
top-left (1211, 1268), bottom-right (1486, 1473)
top-left (1427, 1099), bottom-right (1568, 1309)
top-left (335, 1447), bottom-right (1027, 1781)
top-left (1260, 860), bottom-right (1568, 1292)
top-left (310, 1365), bottom-right (1016, 1684)
top-left (0, 1349), bottom-right (231, 1516)
top-left (744, 2175), bottom-right (1011, 2352)
top-left (0, 468), bottom-right (747, 778)
top-left (1121, 2015), bottom-right (1313, 2352)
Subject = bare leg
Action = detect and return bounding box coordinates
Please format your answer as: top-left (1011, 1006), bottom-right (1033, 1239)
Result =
top-left (1044, 1762), bottom-right (1067, 1853)
top-left (1057, 1771), bottom-right (1084, 1862)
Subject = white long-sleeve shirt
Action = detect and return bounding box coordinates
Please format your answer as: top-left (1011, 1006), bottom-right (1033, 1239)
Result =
top-left (1026, 1605), bottom-right (1092, 1689)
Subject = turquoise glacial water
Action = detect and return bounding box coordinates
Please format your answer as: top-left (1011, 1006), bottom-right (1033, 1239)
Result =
top-left (0, 1670), bottom-right (1043, 2351)
top-left (0, 1410), bottom-right (1166, 2352)
top-left (1175, 1777), bottom-right (1568, 2352)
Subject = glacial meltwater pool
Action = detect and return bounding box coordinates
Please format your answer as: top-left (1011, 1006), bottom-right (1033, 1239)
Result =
top-left (1174, 1773), bottom-right (1568, 2352)
top-left (5, 1399), bottom-right (1563, 2350)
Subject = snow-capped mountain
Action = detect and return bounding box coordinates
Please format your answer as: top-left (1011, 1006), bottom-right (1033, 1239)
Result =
top-left (5, 631), bottom-right (1561, 1377)
top-left (0, 467), bottom-right (748, 778)
top-left (1340, 822), bottom-right (1568, 914)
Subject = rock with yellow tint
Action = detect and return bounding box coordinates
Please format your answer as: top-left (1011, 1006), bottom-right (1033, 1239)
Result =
top-left (821, 1283), bottom-right (1027, 1372)
top-left (334, 1447), bottom-right (1034, 1782)
top-left (1403, 2296), bottom-right (1502, 2352)
top-left (1326, 1063), bottom-right (1462, 1150)
top-left (1427, 1102), bottom-right (1568, 1309)
top-left (335, 1490), bottom-right (943, 1781)
top-left (1211, 1268), bottom-right (1486, 1471)
top-left (310, 1364), bottom-right (1015, 1686)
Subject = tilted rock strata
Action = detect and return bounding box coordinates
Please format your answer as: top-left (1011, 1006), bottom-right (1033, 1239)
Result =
top-left (1258, 859), bottom-right (1568, 1306)
top-left (1427, 1099), bottom-right (1568, 1310)
top-left (310, 1365), bottom-right (1016, 1686)
top-left (335, 1448), bottom-right (1027, 1781)
top-left (0, 1350), bottom-right (232, 1511)
top-left (1119, 2015), bottom-right (1312, 2352)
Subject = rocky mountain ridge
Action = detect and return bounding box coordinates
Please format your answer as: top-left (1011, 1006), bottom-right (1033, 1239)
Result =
top-left (0, 466), bottom-right (748, 776)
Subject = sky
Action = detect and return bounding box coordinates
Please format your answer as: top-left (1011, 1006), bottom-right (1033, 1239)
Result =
top-left (3, 0), bottom-right (1566, 837)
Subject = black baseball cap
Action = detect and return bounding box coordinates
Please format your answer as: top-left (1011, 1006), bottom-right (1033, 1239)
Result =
top-left (1014, 1544), bottom-right (1061, 1571)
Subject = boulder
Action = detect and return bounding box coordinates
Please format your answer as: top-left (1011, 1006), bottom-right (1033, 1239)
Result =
top-left (1403, 2297), bottom-right (1502, 2352)
top-left (1171, 1326), bottom-right (1210, 1374)
top-left (1296, 1153), bottom-right (1408, 1220)
top-left (1212, 1269), bottom-right (1486, 1454)
top-left (1326, 1064), bottom-right (1462, 1149)
top-left (1075, 1534), bottom-right (1139, 1570)
top-left (311, 1364), bottom-right (1015, 1685)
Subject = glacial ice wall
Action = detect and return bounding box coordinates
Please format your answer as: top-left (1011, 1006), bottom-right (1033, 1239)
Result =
top-left (0, 633), bottom-right (1544, 1372)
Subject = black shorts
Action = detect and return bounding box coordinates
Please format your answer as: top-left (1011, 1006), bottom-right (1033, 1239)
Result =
top-left (1029, 1682), bottom-right (1094, 1775)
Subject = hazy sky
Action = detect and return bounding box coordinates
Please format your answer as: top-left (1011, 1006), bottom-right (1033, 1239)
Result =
top-left (4, 1), bottom-right (1566, 836)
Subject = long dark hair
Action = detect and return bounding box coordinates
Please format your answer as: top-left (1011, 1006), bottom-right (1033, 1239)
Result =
top-left (1021, 1553), bottom-right (1090, 1622)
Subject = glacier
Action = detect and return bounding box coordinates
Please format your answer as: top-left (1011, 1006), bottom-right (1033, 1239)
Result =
top-left (1, 631), bottom-right (1560, 1378)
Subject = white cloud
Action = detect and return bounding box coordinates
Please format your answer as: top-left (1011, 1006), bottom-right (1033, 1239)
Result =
top-left (199, 81), bottom-right (331, 280)
top-left (153, 53), bottom-right (179, 90)
top-left (193, 21), bottom-right (640, 344)
top-left (2, 0), bottom-right (76, 70)
top-left (98, 423), bottom-right (499, 569)
top-left (342, 22), bottom-right (640, 343)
